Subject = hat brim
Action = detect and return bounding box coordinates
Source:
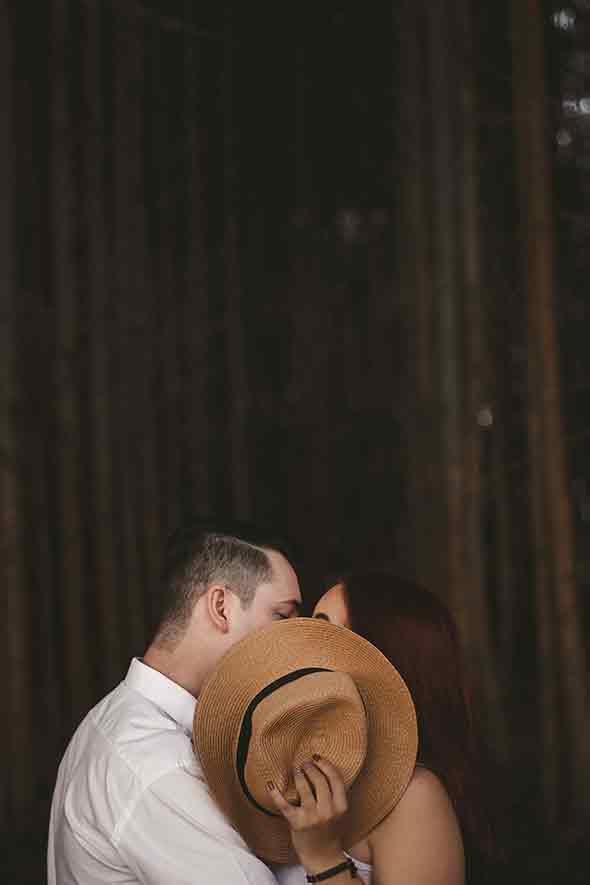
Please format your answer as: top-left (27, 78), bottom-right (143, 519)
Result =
top-left (193, 618), bottom-right (418, 863)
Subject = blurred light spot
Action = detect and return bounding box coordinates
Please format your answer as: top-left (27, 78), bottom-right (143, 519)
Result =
top-left (553, 9), bottom-right (576, 29)
top-left (557, 128), bottom-right (573, 146)
top-left (562, 96), bottom-right (580, 115)
top-left (336, 209), bottom-right (361, 242)
top-left (477, 405), bottom-right (494, 428)
top-left (562, 96), bottom-right (590, 116)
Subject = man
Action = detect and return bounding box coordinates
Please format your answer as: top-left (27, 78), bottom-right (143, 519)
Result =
top-left (47, 519), bottom-right (302, 884)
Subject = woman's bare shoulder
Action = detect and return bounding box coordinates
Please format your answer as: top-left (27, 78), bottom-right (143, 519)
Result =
top-left (368, 766), bottom-right (465, 885)
top-left (402, 765), bottom-right (457, 809)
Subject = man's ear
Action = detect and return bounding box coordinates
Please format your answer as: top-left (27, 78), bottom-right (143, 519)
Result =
top-left (206, 585), bottom-right (231, 633)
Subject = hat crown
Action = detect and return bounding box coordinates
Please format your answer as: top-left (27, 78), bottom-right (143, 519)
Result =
top-left (242, 669), bottom-right (368, 810)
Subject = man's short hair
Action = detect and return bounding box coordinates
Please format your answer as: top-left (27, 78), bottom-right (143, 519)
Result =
top-left (152, 518), bottom-right (296, 649)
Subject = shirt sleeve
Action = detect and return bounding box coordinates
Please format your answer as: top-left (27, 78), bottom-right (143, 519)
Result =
top-left (269, 864), bottom-right (307, 885)
top-left (115, 764), bottom-right (279, 885)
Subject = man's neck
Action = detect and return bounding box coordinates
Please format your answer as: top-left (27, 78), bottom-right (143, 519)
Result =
top-left (142, 640), bottom-right (215, 698)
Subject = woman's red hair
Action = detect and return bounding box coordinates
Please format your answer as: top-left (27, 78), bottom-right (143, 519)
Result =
top-left (340, 571), bottom-right (497, 863)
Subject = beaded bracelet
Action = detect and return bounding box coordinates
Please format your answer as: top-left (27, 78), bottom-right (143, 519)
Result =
top-left (305, 857), bottom-right (358, 882)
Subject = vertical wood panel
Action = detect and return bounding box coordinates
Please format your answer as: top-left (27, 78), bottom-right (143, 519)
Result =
top-left (396, 0), bottom-right (437, 587)
top-left (112, 12), bottom-right (148, 654)
top-left (148, 20), bottom-right (183, 540)
top-left (427, 0), bottom-right (463, 610)
top-left (128, 17), bottom-right (162, 648)
top-left (456, 0), bottom-right (506, 753)
top-left (0, 0), bottom-right (36, 820)
top-left (159, 26), bottom-right (190, 531)
top-left (81, 0), bottom-right (123, 684)
top-left (181, 2), bottom-right (212, 516)
top-left (50, 0), bottom-right (93, 723)
top-left (223, 9), bottom-right (251, 519)
top-left (490, 412), bottom-right (517, 682)
top-left (512, 0), bottom-right (590, 822)
top-left (11, 3), bottom-right (65, 821)
top-left (284, 38), bottom-right (312, 563)
top-left (29, 1), bottom-right (64, 797)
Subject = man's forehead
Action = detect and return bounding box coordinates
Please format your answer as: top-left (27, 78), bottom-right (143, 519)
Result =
top-left (256, 583), bottom-right (302, 605)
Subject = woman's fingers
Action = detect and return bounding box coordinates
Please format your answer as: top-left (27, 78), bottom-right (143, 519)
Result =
top-left (266, 770), bottom-right (317, 826)
top-left (299, 761), bottom-right (332, 816)
top-left (312, 756), bottom-right (348, 815)
top-left (266, 758), bottom-right (348, 829)
top-left (267, 762), bottom-right (347, 870)
top-left (267, 782), bottom-right (299, 824)
top-left (293, 767), bottom-right (316, 807)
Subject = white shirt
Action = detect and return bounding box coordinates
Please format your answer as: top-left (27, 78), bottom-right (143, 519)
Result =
top-left (47, 658), bottom-right (278, 884)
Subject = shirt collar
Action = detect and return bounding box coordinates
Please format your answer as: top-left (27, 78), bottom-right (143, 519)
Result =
top-left (124, 657), bottom-right (196, 737)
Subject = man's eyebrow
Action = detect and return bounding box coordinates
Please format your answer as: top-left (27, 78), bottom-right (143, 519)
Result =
top-left (313, 612), bottom-right (330, 621)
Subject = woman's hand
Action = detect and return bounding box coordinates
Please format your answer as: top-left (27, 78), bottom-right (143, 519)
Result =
top-left (267, 756), bottom-right (348, 874)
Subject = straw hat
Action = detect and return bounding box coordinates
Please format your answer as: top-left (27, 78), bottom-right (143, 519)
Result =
top-left (193, 618), bottom-right (418, 863)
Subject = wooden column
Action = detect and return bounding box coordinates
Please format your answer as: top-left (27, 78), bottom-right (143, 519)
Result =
top-left (80, 0), bottom-right (124, 688)
top-left (50, 0), bottom-right (94, 726)
top-left (223, 8), bottom-right (251, 519)
top-left (396, 0), bottom-right (438, 591)
top-left (512, 0), bottom-right (590, 824)
top-left (112, 10), bottom-right (150, 656)
top-left (181, 1), bottom-right (213, 520)
top-left (0, 0), bottom-right (36, 821)
top-left (456, 0), bottom-right (506, 754)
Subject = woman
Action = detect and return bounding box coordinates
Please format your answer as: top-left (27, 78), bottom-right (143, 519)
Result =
top-left (273, 572), bottom-right (498, 884)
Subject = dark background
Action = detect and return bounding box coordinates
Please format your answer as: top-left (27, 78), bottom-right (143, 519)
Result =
top-left (1, 1), bottom-right (589, 881)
